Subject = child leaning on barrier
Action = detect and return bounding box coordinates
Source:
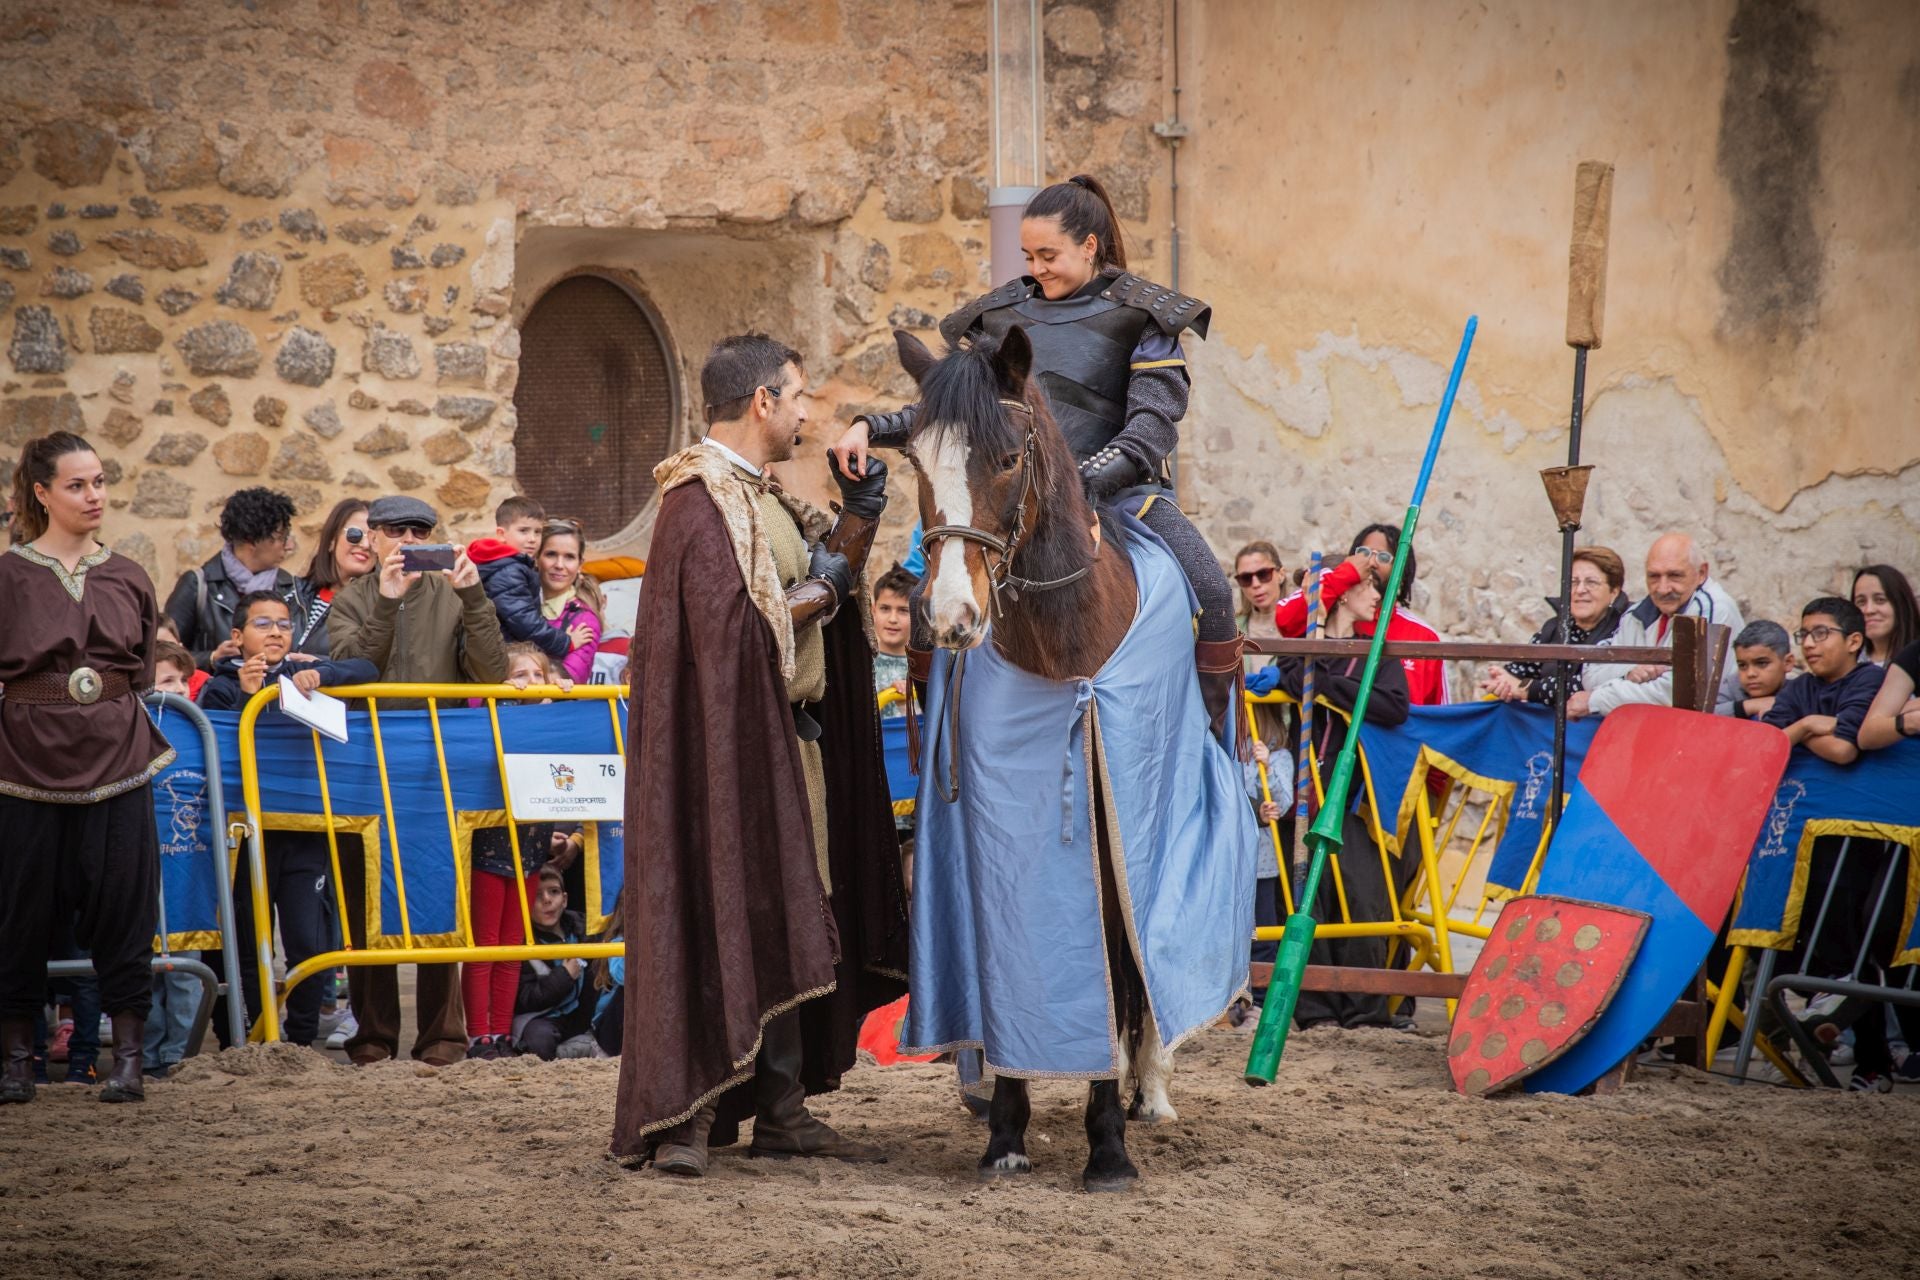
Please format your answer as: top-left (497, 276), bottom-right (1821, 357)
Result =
top-left (1724, 619), bottom-right (1796, 720)
top-left (511, 866), bottom-right (593, 1060)
top-left (199, 592), bottom-right (377, 1047)
top-left (461, 643), bottom-right (566, 1061)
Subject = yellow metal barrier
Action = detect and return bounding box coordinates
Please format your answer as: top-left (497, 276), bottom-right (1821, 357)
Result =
top-left (876, 687), bottom-right (916, 821)
top-left (237, 682), bottom-right (629, 1042)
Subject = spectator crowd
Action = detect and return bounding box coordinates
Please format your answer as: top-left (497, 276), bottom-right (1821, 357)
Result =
top-left (5, 431), bottom-right (1916, 1095)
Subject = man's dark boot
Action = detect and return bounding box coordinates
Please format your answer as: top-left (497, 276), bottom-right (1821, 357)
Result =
top-left (748, 1013), bottom-right (885, 1163)
top-left (652, 1105), bottom-right (715, 1177)
top-left (1195, 636), bottom-right (1247, 742)
top-left (1, 1019), bottom-right (35, 1104)
top-left (96, 1012), bottom-right (146, 1103)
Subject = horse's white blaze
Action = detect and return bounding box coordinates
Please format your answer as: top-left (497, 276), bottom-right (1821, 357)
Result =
top-left (922, 428), bottom-right (980, 642)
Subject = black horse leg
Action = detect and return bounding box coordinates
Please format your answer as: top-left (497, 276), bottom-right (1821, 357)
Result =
top-left (1082, 1079), bottom-right (1138, 1192)
top-left (977, 1075), bottom-right (1032, 1180)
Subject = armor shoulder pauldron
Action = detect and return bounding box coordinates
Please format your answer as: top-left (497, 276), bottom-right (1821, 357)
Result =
top-left (938, 279), bottom-right (1033, 347)
top-left (1102, 273), bottom-right (1211, 339)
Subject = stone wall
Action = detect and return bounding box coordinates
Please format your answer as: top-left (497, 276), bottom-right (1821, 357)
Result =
top-left (1, 0), bottom-right (1164, 587)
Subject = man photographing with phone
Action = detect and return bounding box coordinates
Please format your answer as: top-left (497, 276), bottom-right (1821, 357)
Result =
top-left (327, 494), bottom-right (509, 1067)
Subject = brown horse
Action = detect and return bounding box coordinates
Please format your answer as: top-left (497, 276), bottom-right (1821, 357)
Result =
top-left (897, 325), bottom-right (1177, 1192)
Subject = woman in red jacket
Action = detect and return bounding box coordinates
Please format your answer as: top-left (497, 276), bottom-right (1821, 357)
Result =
top-left (1274, 522), bottom-right (1449, 706)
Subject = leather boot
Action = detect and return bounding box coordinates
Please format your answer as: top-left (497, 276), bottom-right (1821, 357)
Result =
top-left (1195, 635), bottom-right (1247, 743)
top-left (96, 1011), bottom-right (146, 1104)
top-left (0, 1019), bottom-right (35, 1105)
top-left (748, 1012), bottom-right (886, 1163)
top-left (651, 1105), bottom-right (715, 1177)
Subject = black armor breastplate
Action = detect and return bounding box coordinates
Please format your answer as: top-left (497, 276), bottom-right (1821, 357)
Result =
top-left (977, 293), bottom-right (1147, 459)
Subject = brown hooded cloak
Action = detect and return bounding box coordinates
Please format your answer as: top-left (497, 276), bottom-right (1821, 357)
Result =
top-left (609, 454), bottom-right (907, 1156)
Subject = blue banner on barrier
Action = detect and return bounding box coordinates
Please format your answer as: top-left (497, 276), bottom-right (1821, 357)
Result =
top-left (1727, 739), bottom-right (1920, 960)
top-left (1357, 702), bottom-right (1599, 894)
top-left (145, 698), bottom-right (627, 948)
top-left (147, 700), bottom-right (226, 950)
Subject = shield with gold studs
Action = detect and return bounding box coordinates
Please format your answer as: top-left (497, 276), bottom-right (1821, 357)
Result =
top-left (1448, 895), bottom-right (1650, 1096)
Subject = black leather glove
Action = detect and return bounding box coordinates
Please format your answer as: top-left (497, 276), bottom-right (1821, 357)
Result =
top-left (1079, 443), bottom-right (1143, 502)
top-left (807, 542), bottom-right (854, 607)
top-left (828, 449), bottom-right (889, 521)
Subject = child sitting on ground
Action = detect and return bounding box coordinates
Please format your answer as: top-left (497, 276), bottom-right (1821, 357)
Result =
top-left (511, 865), bottom-right (593, 1060)
top-left (467, 496), bottom-right (571, 668)
top-left (1726, 619), bottom-right (1795, 720)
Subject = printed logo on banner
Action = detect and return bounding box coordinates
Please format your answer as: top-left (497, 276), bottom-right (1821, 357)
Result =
top-left (549, 761), bottom-right (576, 793)
top-left (1513, 750), bottom-right (1553, 822)
top-left (1756, 780), bottom-right (1807, 860)
top-left (156, 769), bottom-right (208, 858)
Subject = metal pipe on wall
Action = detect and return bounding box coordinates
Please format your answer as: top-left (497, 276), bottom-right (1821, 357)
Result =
top-left (988, 0), bottom-right (1044, 286)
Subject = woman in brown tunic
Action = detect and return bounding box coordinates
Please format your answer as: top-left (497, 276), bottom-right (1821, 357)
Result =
top-left (1, 432), bottom-right (174, 1105)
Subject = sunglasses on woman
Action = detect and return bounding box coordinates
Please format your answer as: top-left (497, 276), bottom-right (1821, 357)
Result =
top-left (1234, 567), bottom-right (1277, 588)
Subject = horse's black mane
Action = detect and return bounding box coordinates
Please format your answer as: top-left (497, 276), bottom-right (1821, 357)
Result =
top-left (908, 334), bottom-right (1025, 462)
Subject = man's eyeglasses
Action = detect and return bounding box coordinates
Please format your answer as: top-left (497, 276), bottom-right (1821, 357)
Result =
top-left (245, 616), bottom-right (296, 633)
top-left (1793, 625), bottom-right (1845, 645)
top-left (374, 522), bottom-right (434, 541)
top-left (1354, 547), bottom-right (1393, 564)
top-left (1234, 567), bottom-right (1277, 588)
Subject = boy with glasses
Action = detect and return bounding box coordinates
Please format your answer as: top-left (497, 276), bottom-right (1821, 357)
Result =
top-left (1761, 596), bottom-right (1879, 766)
top-left (197, 592), bottom-right (376, 1047)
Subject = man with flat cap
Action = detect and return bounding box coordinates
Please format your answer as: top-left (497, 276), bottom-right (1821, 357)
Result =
top-left (609, 334), bottom-right (908, 1175)
top-left (329, 494), bottom-right (509, 1065)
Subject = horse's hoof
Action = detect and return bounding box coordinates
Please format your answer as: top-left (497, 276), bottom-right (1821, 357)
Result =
top-left (977, 1152), bottom-right (1033, 1182)
top-left (1126, 1092), bottom-right (1178, 1125)
top-left (1082, 1167), bottom-right (1139, 1194)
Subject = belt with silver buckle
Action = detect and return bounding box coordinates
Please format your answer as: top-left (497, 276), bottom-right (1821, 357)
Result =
top-left (3, 667), bottom-right (131, 706)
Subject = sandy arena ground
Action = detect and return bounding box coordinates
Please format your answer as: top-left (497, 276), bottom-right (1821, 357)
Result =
top-left (3, 1020), bottom-right (1916, 1280)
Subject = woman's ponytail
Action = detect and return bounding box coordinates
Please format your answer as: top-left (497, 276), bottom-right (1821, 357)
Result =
top-left (1023, 174), bottom-right (1128, 272)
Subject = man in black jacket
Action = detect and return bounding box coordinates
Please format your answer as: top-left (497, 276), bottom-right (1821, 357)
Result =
top-left (165, 487), bottom-right (311, 671)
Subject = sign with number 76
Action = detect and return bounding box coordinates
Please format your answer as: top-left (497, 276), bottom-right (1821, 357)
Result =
top-left (502, 754), bottom-right (625, 820)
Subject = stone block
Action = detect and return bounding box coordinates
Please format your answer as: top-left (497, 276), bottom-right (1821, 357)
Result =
top-left (363, 327), bottom-right (420, 380)
top-left (950, 175), bottom-right (989, 221)
top-left (270, 433), bottom-right (334, 482)
top-left (384, 275), bottom-right (427, 314)
top-left (137, 121), bottom-right (219, 191)
top-left (145, 431), bottom-right (208, 466)
top-left (436, 467), bottom-right (491, 511)
top-left (78, 205), bottom-right (118, 220)
top-left (156, 288), bottom-right (199, 316)
top-left (391, 398), bottom-right (430, 416)
top-left (0, 279), bottom-right (11, 316)
top-left (215, 252), bottom-right (283, 310)
top-left (278, 208), bottom-right (328, 243)
top-left (188, 384), bottom-right (232, 427)
top-left (428, 243), bottom-right (465, 268)
top-left (899, 230), bottom-right (964, 288)
top-left (42, 267), bottom-right (92, 299)
top-left (129, 197), bottom-right (162, 219)
top-left (30, 120), bottom-right (115, 188)
top-left (336, 219), bottom-right (392, 245)
top-left (301, 401), bottom-right (343, 439)
top-left (175, 320), bottom-right (261, 376)
top-left (253, 395), bottom-right (287, 428)
top-left (173, 203), bottom-right (230, 233)
top-left (47, 230), bottom-right (81, 257)
top-left (883, 172), bottom-right (943, 223)
top-left (433, 342), bottom-right (486, 386)
top-left (102, 229), bottom-right (208, 271)
top-left (105, 274), bottom-right (144, 304)
top-left (213, 431), bottom-right (270, 476)
top-left (0, 248), bottom-right (29, 271)
top-left (420, 427), bottom-right (471, 465)
top-left (90, 306), bottom-right (164, 355)
top-left (8, 305), bottom-right (68, 373)
top-left (0, 206), bottom-right (37, 235)
top-left (348, 390), bottom-right (380, 411)
top-left (353, 423), bottom-right (409, 457)
top-left (130, 470), bottom-right (193, 519)
top-left (0, 393), bottom-right (85, 446)
top-left (221, 130), bottom-right (301, 199)
top-left (391, 245), bottom-right (425, 270)
top-left (434, 394), bottom-right (496, 429)
top-left (387, 465), bottom-right (425, 491)
top-left (275, 326), bottom-right (336, 386)
top-left (354, 60), bottom-right (433, 128)
top-left (299, 253), bottom-right (369, 308)
top-left (101, 406), bottom-right (144, 447)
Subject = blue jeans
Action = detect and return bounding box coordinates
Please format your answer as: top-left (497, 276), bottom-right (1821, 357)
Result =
top-left (145, 953), bottom-right (201, 1068)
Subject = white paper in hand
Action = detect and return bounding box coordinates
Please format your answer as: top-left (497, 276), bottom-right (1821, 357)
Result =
top-left (278, 675), bottom-right (349, 743)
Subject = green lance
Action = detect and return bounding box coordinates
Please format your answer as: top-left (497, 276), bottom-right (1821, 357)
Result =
top-left (1245, 316), bottom-right (1479, 1085)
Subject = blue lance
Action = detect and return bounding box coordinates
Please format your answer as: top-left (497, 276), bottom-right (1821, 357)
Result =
top-left (1246, 315), bottom-right (1478, 1084)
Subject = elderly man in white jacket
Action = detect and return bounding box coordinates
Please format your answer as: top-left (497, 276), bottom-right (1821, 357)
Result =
top-left (1569, 532), bottom-right (1744, 717)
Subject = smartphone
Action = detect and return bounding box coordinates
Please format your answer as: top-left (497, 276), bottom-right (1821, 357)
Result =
top-left (400, 543), bottom-right (458, 573)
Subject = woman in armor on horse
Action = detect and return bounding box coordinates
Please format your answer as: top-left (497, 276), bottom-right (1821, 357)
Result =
top-left (830, 174), bottom-right (1243, 727)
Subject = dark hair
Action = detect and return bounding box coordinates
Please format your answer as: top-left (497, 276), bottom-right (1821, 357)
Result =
top-left (1350, 522), bottom-right (1417, 607)
top-left (1572, 545), bottom-right (1626, 593)
top-left (700, 333), bottom-right (802, 426)
top-left (1802, 596), bottom-right (1866, 640)
top-left (536, 862), bottom-right (567, 891)
top-left (153, 639), bottom-right (196, 677)
top-left (1850, 565), bottom-right (1919, 658)
top-left (219, 487), bottom-right (297, 548)
top-left (1023, 175), bottom-right (1127, 272)
top-left (233, 589), bottom-right (291, 630)
top-left (873, 565), bottom-right (919, 600)
top-left (9, 431), bottom-right (96, 543)
top-left (1734, 620), bottom-right (1792, 657)
top-left (303, 497), bottom-right (369, 593)
top-left (495, 495), bottom-right (544, 528)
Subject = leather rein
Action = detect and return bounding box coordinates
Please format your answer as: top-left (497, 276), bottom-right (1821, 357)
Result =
top-left (917, 398), bottom-right (1092, 619)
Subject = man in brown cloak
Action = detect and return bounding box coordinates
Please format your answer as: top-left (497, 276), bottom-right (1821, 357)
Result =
top-left (609, 334), bottom-right (908, 1175)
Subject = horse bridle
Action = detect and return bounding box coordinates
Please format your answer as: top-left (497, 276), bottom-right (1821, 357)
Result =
top-left (918, 398), bottom-right (1091, 618)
